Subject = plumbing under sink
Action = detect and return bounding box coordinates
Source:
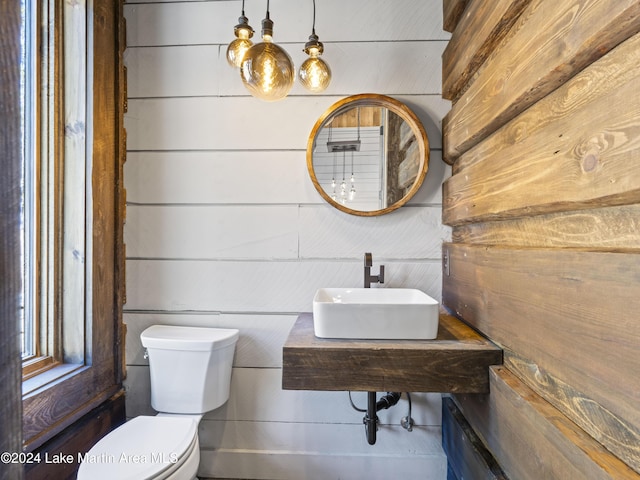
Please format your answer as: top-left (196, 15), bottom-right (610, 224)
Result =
top-left (312, 287), bottom-right (439, 340)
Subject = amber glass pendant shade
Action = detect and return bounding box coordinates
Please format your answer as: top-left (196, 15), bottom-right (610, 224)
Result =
top-left (225, 5), bottom-right (254, 69)
top-left (240, 13), bottom-right (294, 102)
top-left (226, 28), bottom-right (253, 68)
top-left (299, 35), bottom-right (331, 93)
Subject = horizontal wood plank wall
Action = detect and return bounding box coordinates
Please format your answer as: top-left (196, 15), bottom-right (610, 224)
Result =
top-left (442, 0), bottom-right (640, 476)
top-left (454, 368), bottom-right (640, 480)
top-left (123, 0), bottom-right (451, 478)
top-left (443, 244), bottom-right (640, 466)
top-left (442, 0), bottom-right (640, 163)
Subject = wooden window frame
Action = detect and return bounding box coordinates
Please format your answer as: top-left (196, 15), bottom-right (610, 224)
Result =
top-left (20, 0), bottom-right (126, 451)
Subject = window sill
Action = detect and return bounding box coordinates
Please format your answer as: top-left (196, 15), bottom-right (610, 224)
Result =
top-left (22, 363), bottom-right (86, 397)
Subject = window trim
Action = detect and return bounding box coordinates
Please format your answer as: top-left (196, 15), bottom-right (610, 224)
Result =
top-left (21, 0), bottom-right (64, 380)
top-left (1, 1), bottom-right (27, 474)
top-left (21, 0), bottom-right (125, 451)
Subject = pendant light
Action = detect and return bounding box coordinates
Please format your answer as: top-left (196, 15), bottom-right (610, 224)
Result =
top-left (226, 0), bottom-right (254, 68)
top-left (298, 0), bottom-right (331, 93)
top-left (240, 0), bottom-right (295, 102)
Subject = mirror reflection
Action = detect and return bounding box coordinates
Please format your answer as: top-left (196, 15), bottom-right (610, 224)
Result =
top-left (307, 94), bottom-right (429, 216)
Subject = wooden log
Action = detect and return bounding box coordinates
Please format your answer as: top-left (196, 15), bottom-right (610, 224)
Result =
top-left (442, 0), bottom-right (531, 101)
top-left (443, 0), bottom-right (469, 33)
top-left (282, 312), bottom-right (502, 392)
top-left (443, 30), bottom-right (640, 225)
top-left (504, 349), bottom-right (640, 475)
top-left (454, 367), bottom-right (640, 479)
top-left (452, 204), bottom-right (640, 251)
top-left (443, 242), bottom-right (640, 472)
top-left (442, 397), bottom-right (508, 480)
top-left (443, 0), bottom-right (640, 163)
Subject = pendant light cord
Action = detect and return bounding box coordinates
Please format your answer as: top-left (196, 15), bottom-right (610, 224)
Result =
top-left (241, 0), bottom-right (245, 15)
top-left (312, 0), bottom-right (317, 35)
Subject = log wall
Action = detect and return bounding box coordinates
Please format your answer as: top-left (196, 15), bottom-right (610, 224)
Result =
top-left (441, 0), bottom-right (640, 477)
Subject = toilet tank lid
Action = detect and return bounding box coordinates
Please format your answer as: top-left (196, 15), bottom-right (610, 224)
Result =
top-left (141, 325), bottom-right (239, 351)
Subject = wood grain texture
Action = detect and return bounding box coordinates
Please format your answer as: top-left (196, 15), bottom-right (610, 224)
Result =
top-left (504, 349), bottom-right (640, 473)
top-left (442, 397), bottom-right (508, 480)
top-left (0, 0), bottom-right (25, 477)
top-left (443, 0), bottom-right (640, 163)
top-left (454, 367), bottom-right (640, 480)
top-left (442, 0), bottom-right (530, 101)
top-left (452, 204), bottom-right (640, 250)
top-left (116, 0), bottom-right (127, 382)
top-left (443, 0), bottom-right (469, 32)
top-left (25, 392), bottom-right (125, 480)
top-left (282, 313), bottom-right (502, 392)
top-left (443, 30), bottom-right (640, 225)
top-left (442, 243), bottom-right (640, 472)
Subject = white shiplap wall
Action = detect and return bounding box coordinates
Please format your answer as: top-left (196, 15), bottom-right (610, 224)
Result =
top-left (123, 0), bottom-right (451, 478)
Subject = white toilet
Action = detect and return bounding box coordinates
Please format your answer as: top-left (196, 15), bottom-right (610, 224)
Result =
top-left (77, 325), bottom-right (239, 480)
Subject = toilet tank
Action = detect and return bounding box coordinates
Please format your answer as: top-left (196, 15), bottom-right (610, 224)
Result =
top-left (140, 325), bottom-right (239, 414)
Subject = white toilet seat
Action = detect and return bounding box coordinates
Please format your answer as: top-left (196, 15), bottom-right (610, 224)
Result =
top-left (77, 415), bottom-right (199, 480)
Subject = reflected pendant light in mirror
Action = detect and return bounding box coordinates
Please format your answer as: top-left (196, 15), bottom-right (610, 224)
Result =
top-left (225, 0), bottom-right (254, 68)
top-left (298, 0), bottom-right (331, 92)
top-left (240, 0), bottom-right (295, 102)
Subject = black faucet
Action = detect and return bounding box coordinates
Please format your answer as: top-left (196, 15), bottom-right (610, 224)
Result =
top-left (364, 252), bottom-right (384, 288)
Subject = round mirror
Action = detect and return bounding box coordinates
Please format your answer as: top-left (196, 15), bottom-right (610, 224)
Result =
top-left (307, 94), bottom-right (430, 216)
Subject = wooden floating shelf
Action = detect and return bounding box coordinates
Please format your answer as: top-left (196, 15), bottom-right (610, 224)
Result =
top-left (282, 311), bottom-right (503, 393)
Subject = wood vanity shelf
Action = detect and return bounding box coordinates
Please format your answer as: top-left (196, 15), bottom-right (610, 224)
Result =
top-left (282, 311), bottom-right (503, 393)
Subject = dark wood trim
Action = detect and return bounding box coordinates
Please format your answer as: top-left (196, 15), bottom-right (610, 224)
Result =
top-left (442, 397), bottom-right (508, 480)
top-left (282, 312), bottom-right (502, 392)
top-left (0, 0), bottom-right (26, 478)
top-left (25, 391), bottom-right (125, 480)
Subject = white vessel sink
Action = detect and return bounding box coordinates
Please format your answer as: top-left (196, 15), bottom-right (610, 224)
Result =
top-left (312, 288), bottom-right (439, 340)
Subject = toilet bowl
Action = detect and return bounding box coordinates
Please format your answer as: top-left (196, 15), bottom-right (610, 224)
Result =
top-left (77, 325), bottom-right (239, 480)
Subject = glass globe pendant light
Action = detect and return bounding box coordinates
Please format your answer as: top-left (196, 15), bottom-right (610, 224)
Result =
top-left (225, 0), bottom-right (254, 68)
top-left (240, 0), bottom-right (295, 102)
top-left (298, 0), bottom-right (331, 93)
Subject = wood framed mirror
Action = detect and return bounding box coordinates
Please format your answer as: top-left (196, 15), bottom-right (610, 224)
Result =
top-left (307, 94), bottom-right (430, 216)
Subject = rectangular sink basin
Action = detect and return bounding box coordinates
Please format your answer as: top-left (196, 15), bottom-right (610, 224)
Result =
top-left (312, 288), bottom-right (439, 340)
